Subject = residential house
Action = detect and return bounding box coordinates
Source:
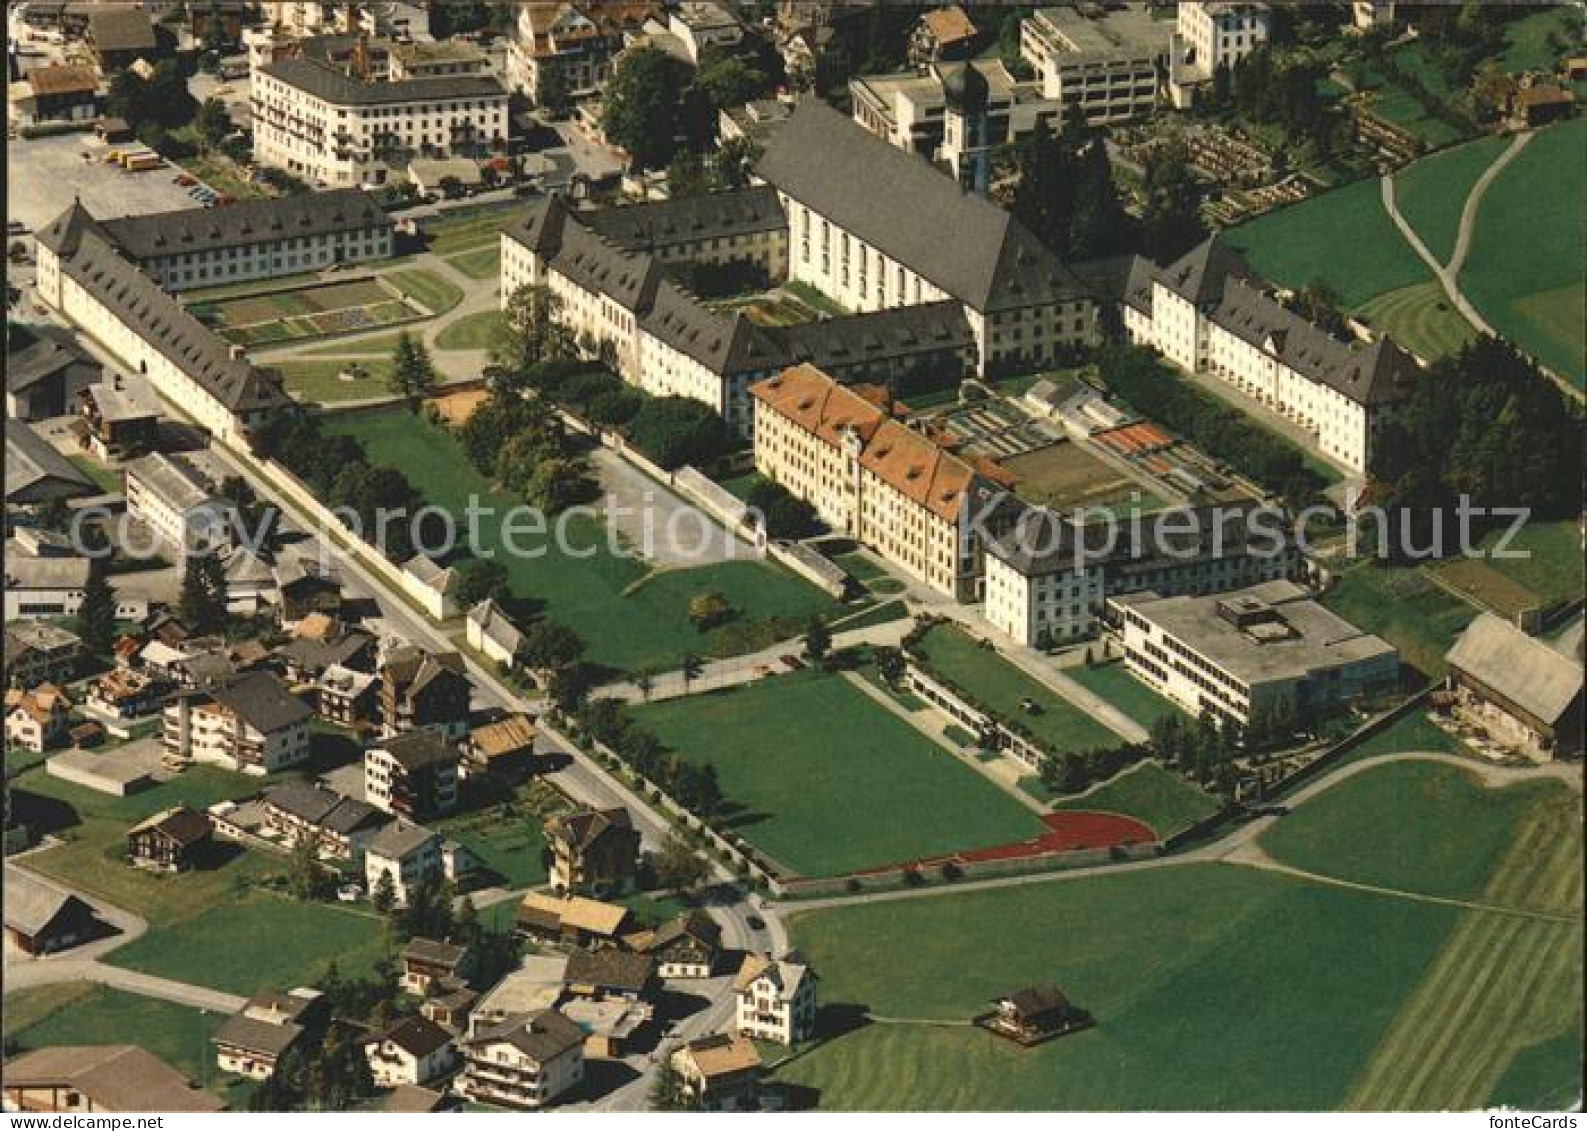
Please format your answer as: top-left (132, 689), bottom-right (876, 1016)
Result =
top-left (516, 892), bottom-right (633, 949)
top-left (733, 952), bottom-right (817, 1045)
top-left (562, 947), bottom-right (655, 1004)
top-left (1168, 1), bottom-right (1271, 107)
top-left (6, 336), bottom-right (100, 419)
top-left (421, 982), bottom-right (480, 1032)
top-left (401, 936), bottom-right (474, 996)
top-left (262, 782), bottom-right (389, 861)
top-left (213, 988), bottom-right (325, 1081)
top-left (4, 871), bottom-right (100, 955)
top-left (4, 622), bottom-right (83, 688)
top-left (274, 555), bottom-right (344, 626)
top-left (978, 984), bottom-right (1090, 1045)
top-left (910, 5), bottom-right (977, 67)
top-left (465, 713), bottom-right (537, 780)
top-left (364, 821), bottom-right (443, 908)
top-left (454, 1010), bottom-right (586, 1110)
top-left (316, 663), bottom-right (381, 729)
top-left (507, 1), bottom-right (660, 104)
top-left (126, 805), bottom-right (213, 872)
top-left (278, 627), bottom-right (378, 685)
top-left (1444, 613), bottom-right (1584, 761)
top-left (1, 1046), bottom-right (223, 1114)
top-left (402, 556), bottom-right (462, 619)
top-left (671, 1032), bottom-right (763, 1112)
top-left (363, 1015), bottom-right (458, 1089)
top-left (669, 1), bottom-right (745, 63)
top-left (366, 728), bottom-right (461, 821)
top-left (380, 646), bottom-right (472, 740)
top-left (85, 668), bottom-right (166, 722)
top-left (223, 546), bottom-right (278, 615)
top-left (543, 806), bottom-right (641, 897)
top-left (644, 910), bottom-right (722, 979)
top-left (466, 599), bottom-right (525, 669)
top-left (162, 671), bottom-right (313, 773)
top-left (5, 683), bottom-right (72, 754)
top-left (76, 377), bottom-right (160, 460)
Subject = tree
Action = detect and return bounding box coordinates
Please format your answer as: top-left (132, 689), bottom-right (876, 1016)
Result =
top-left (454, 894), bottom-right (481, 946)
top-left (521, 619), bottom-right (586, 674)
top-left (803, 616), bottom-right (831, 665)
top-left (493, 284), bottom-right (577, 374)
top-left (679, 652), bottom-right (704, 695)
top-left (744, 477), bottom-right (821, 539)
top-left (1296, 277), bottom-right (1346, 336)
top-left (652, 832), bottom-right (709, 899)
top-left (687, 590), bottom-right (733, 631)
top-left (526, 456), bottom-right (593, 514)
top-left (874, 645), bottom-right (905, 687)
top-left (76, 561), bottom-right (117, 655)
top-left (284, 833), bottom-right (332, 902)
top-left (696, 52), bottom-right (769, 113)
top-left (601, 47), bottom-right (699, 170)
top-left (649, 1059), bottom-right (696, 1112)
top-left (536, 65), bottom-right (572, 117)
top-left (635, 671), bottom-right (655, 702)
top-left (457, 559), bottom-right (510, 607)
top-left (178, 552), bottom-right (227, 634)
top-left (371, 869), bottom-right (396, 915)
top-left (195, 96), bottom-right (230, 145)
top-left (1139, 138), bottom-right (1207, 263)
top-left (388, 331), bottom-right (438, 407)
top-left (625, 396), bottom-right (730, 470)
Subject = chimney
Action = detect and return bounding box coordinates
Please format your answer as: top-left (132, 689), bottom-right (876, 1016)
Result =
top-left (229, 344), bottom-right (247, 360)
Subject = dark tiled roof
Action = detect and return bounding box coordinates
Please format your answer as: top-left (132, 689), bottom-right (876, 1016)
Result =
top-left (101, 190), bottom-right (391, 261)
top-left (648, 909), bottom-right (721, 952)
top-left (7, 337), bottom-right (96, 396)
top-left (5, 417), bottom-right (94, 501)
top-left (640, 277), bottom-right (784, 375)
top-left (779, 300), bottom-right (974, 369)
top-left (87, 7), bottom-right (157, 53)
top-left (754, 97), bottom-right (1088, 312)
top-left (260, 56), bottom-right (505, 106)
top-left (378, 728), bottom-right (459, 772)
top-left (371, 1014), bottom-right (454, 1059)
top-left (214, 1013), bottom-right (303, 1057)
top-left (207, 671), bottom-right (312, 733)
top-left (585, 186), bottom-right (786, 251)
top-left (545, 806), bottom-right (633, 852)
top-left (1155, 235), bottom-right (1258, 307)
top-left (563, 946), bottom-right (653, 994)
top-left (468, 1009), bottom-right (584, 1063)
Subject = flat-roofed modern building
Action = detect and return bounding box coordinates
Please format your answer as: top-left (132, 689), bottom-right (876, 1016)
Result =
top-left (1021, 4), bottom-right (1173, 124)
top-left (1110, 579), bottom-right (1398, 729)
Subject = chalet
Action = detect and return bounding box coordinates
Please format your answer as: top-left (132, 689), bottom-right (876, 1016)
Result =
top-left (4, 871), bottom-right (100, 955)
top-left (516, 892), bottom-right (633, 949)
top-left (213, 988), bottom-right (325, 1081)
top-left (644, 910), bottom-right (722, 979)
top-left (671, 1032), bottom-right (764, 1112)
top-left (455, 1010), bottom-right (586, 1110)
top-left (1445, 614), bottom-right (1584, 761)
top-left (318, 665), bottom-right (380, 730)
top-left (5, 683), bottom-right (72, 754)
top-left (85, 6), bottom-right (162, 71)
top-left (734, 952), bottom-right (817, 1045)
top-left (421, 982), bottom-right (480, 1032)
top-left (543, 806), bottom-right (641, 897)
top-left (274, 555), bottom-right (343, 626)
top-left (465, 713), bottom-right (537, 780)
top-left (276, 628), bottom-right (376, 685)
top-left (85, 668), bottom-right (166, 722)
top-left (4, 622), bottom-right (82, 688)
top-left (977, 984), bottom-right (1091, 1045)
top-left (126, 805), bottom-right (213, 872)
top-left (910, 5), bottom-right (977, 67)
top-left (380, 646), bottom-right (472, 741)
top-left (363, 1015), bottom-right (458, 1089)
top-left (401, 936), bottom-right (474, 996)
top-left (365, 729), bottom-right (461, 821)
top-left (562, 946), bottom-right (655, 1003)
top-left (2, 1046), bottom-right (224, 1114)
top-left (262, 782), bottom-right (388, 860)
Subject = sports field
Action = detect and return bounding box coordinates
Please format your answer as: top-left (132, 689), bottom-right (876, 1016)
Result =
top-left (327, 408), bottom-right (837, 673)
top-left (1051, 760), bottom-right (1219, 839)
top-left (913, 624), bottom-right (1123, 753)
top-left (628, 668), bottom-right (1047, 877)
top-left (1460, 118), bottom-right (1586, 387)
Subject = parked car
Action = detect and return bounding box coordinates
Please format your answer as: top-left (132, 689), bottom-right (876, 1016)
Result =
top-left (336, 883), bottom-right (363, 903)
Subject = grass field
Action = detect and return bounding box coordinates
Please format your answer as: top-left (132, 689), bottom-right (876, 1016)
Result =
top-left (1343, 709), bottom-right (1476, 764)
top-left (1393, 134), bottom-right (1510, 265)
top-left (1260, 760), bottom-right (1573, 902)
top-left (914, 625), bottom-right (1123, 752)
top-left (628, 668), bottom-right (1046, 876)
top-left (1470, 519), bottom-right (1586, 610)
top-left (1461, 118), bottom-right (1587, 387)
top-left (275, 358), bottom-right (395, 403)
top-left (1225, 176), bottom-right (1431, 308)
top-left (4, 985), bottom-right (230, 1096)
top-left (776, 863), bottom-right (1461, 1109)
top-left (435, 309), bottom-right (501, 351)
top-left (385, 268), bottom-right (465, 316)
top-left (434, 781), bottom-right (566, 888)
top-left (1497, 5), bottom-right (1580, 73)
top-left (1320, 563), bottom-right (1478, 679)
top-left (328, 408), bottom-right (836, 672)
top-left (1354, 281), bottom-right (1476, 364)
top-left (1051, 760), bottom-right (1220, 839)
top-left (300, 332), bottom-right (407, 358)
top-left (423, 206), bottom-right (534, 257)
top-left (69, 452), bottom-right (122, 494)
top-left (446, 245), bottom-right (501, 280)
top-left (1066, 660), bottom-right (1188, 728)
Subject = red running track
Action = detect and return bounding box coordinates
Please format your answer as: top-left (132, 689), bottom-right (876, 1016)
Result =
top-left (852, 811), bottom-right (1158, 876)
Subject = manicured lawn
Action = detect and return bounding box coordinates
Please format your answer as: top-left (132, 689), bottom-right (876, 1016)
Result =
top-left (1469, 518), bottom-right (1587, 610)
top-left (384, 268), bottom-right (464, 316)
top-left (1226, 175), bottom-right (1431, 308)
top-left (1488, 1029), bottom-right (1585, 1111)
top-left (1496, 5), bottom-right (1580, 73)
top-left (1461, 118), bottom-right (1587, 386)
top-left (300, 332), bottom-right (407, 358)
top-left (914, 624), bottom-right (1123, 751)
top-left (629, 668), bottom-right (1045, 876)
top-left (1067, 660), bottom-right (1188, 728)
top-left (1393, 133), bottom-right (1510, 265)
top-left (1354, 280), bottom-right (1476, 365)
top-left (434, 780), bottom-right (566, 889)
top-left (276, 358), bottom-right (395, 404)
top-left (435, 309), bottom-right (501, 351)
top-left (777, 863), bottom-right (1463, 1109)
top-left (1320, 563), bottom-right (1478, 679)
top-left (1260, 760), bottom-right (1573, 902)
top-left (1051, 760), bottom-right (1219, 839)
top-left (1343, 709), bottom-right (1477, 763)
top-left (446, 244), bottom-right (501, 280)
top-left (830, 599), bottom-right (909, 633)
top-left (423, 205), bottom-right (534, 256)
top-left (328, 408), bottom-right (837, 672)
top-left (5, 985), bottom-right (231, 1095)
top-left (110, 892), bottom-right (388, 996)
top-left (69, 452), bottom-right (122, 494)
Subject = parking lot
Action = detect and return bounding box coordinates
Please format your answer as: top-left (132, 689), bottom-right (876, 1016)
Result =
top-left (7, 131), bottom-right (204, 230)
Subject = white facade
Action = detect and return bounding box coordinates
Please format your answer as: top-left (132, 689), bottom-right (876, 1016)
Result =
top-left (363, 1032), bottom-right (457, 1088)
top-left (733, 959), bottom-right (816, 1046)
top-left (1019, 6), bottom-right (1171, 124)
top-left (364, 828), bottom-right (443, 908)
top-left (161, 695), bottom-right (310, 775)
top-left (984, 551), bottom-right (1105, 649)
top-left (455, 1017), bottom-right (585, 1110)
top-left (1178, 2), bottom-right (1270, 75)
top-left (124, 452), bottom-right (236, 555)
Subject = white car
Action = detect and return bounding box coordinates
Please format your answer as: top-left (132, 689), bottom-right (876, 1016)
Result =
top-left (336, 883), bottom-right (363, 903)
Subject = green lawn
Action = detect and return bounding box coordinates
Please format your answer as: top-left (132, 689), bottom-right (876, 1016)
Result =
top-left (1354, 280), bottom-right (1476, 365)
top-left (1393, 134), bottom-right (1511, 265)
top-left (4, 985), bottom-right (231, 1097)
top-left (434, 781), bottom-right (566, 889)
top-left (384, 268), bottom-right (464, 316)
top-left (1488, 1028), bottom-right (1585, 1111)
top-left (276, 358), bottom-right (395, 404)
top-left (1320, 563), bottom-right (1478, 679)
top-left (423, 206), bottom-right (533, 256)
top-left (914, 624), bottom-right (1123, 752)
top-left (1496, 5), bottom-right (1580, 73)
top-left (777, 863), bottom-right (1463, 1109)
top-left (435, 309), bottom-right (501, 351)
top-left (829, 599), bottom-right (909, 634)
top-left (69, 452), bottom-right (122, 494)
top-left (1461, 118), bottom-right (1587, 387)
top-left (1226, 175), bottom-right (1432, 308)
top-left (328, 408), bottom-right (837, 672)
top-left (1471, 518), bottom-right (1587, 610)
top-left (1343, 708), bottom-right (1476, 764)
top-left (1067, 660), bottom-right (1188, 728)
top-left (1260, 760), bottom-right (1573, 902)
top-left (629, 668), bottom-right (1046, 876)
top-left (1051, 760), bottom-right (1220, 839)
top-left (300, 332), bottom-right (408, 358)
top-left (446, 245), bottom-right (501, 280)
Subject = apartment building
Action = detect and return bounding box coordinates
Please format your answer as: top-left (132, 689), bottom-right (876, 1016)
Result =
top-left (1110, 579), bottom-right (1399, 729)
top-left (1020, 4), bottom-right (1172, 124)
top-left (983, 501), bottom-right (1303, 649)
top-left (162, 672), bottom-right (313, 774)
top-left (543, 807), bottom-right (641, 897)
top-left (751, 364), bottom-right (1015, 601)
top-left (363, 821), bottom-right (443, 907)
top-left (456, 1011), bottom-right (585, 1110)
top-left (365, 729), bottom-right (462, 822)
top-left (379, 646), bottom-right (472, 740)
top-left (1121, 238), bottom-right (1419, 473)
top-left (1169, 1), bottom-right (1271, 106)
top-left (124, 451), bottom-right (237, 555)
top-left (251, 56), bottom-right (507, 186)
top-left (733, 953), bottom-right (817, 1046)
top-left (507, 1), bottom-right (659, 104)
